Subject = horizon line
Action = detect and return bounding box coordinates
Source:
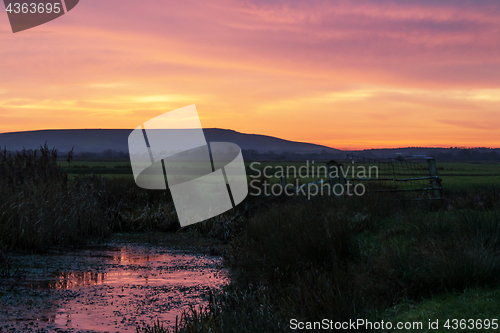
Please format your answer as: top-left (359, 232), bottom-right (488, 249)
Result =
top-left (0, 128), bottom-right (498, 151)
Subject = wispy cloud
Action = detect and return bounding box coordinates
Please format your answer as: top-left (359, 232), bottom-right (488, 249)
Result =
top-left (437, 119), bottom-right (500, 131)
top-left (0, 0), bottom-right (499, 148)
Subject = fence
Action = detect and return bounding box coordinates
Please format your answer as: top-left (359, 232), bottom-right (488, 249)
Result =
top-left (327, 155), bottom-right (443, 200)
top-left (239, 155), bottom-right (443, 216)
top-left (231, 155), bottom-right (443, 220)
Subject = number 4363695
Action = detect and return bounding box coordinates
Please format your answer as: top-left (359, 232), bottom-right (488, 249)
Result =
top-left (444, 319), bottom-right (498, 330)
top-left (5, 3), bottom-right (61, 14)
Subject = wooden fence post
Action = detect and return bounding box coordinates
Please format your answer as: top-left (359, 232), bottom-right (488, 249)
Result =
top-left (427, 158), bottom-right (442, 199)
top-left (327, 161), bottom-right (345, 199)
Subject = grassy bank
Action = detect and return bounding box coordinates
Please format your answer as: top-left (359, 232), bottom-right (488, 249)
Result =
top-left (141, 187), bottom-right (500, 332)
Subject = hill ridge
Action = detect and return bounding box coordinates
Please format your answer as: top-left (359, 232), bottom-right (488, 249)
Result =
top-left (0, 128), bottom-right (339, 154)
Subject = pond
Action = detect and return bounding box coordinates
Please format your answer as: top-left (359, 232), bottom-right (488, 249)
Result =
top-left (0, 234), bottom-right (229, 332)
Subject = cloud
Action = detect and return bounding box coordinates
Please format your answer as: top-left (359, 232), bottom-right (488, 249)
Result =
top-left (0, 0), bottom-right (499, 148)
top-left (437, 119), bottom-right (500, 131)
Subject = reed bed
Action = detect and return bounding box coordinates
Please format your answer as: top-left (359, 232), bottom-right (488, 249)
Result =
top-left (142, 188), bottom-right (500, 332)
top-left (0, 146), bottom-right (178, 252)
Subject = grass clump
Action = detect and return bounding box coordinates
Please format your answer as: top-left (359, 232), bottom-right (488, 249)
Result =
top-left (0, 145), bottom-right (110, 251)
top-left (0, 146), bottom-right (178, 252)
top-left (228, 198), bottom-right (360, 284)
top-left (137, 288), bottom-right (287, 333)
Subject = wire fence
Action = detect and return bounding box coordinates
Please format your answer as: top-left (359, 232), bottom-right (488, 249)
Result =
top-left (340, 154), bottom-right (443, 200)
top-left (233, 155), bottom-right (443, 221)
top-left (245, 155), bottom-right (443, 205)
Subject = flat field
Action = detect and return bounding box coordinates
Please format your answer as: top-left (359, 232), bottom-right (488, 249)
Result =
top-left (61, 160), bottom-right (500, 190)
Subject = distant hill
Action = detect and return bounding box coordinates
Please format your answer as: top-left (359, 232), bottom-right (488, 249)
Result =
top-left (1, 129), bottom-right (498, 161)
top-left (0, 129), bottom-right (340, 154)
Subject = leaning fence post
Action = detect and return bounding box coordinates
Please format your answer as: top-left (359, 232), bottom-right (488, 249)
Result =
top-left (327, 161), bottom-right (345, 199)
top-left (427, 158), bottom-right (442, 199)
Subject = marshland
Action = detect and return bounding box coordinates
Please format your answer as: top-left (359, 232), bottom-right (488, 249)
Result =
top-left (1, 146), bottom-right (499, 332)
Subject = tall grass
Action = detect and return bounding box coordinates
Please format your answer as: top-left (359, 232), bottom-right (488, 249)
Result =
top-left (228, 198), bottom-right (360, 284)
top-left (0, 146), bottom-right (178, 252)
top-left (143, 188), bottom-right (500, 332)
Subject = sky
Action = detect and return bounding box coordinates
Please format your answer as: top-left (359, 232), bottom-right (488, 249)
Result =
top-left (0, 0), bottom-right (499, 150)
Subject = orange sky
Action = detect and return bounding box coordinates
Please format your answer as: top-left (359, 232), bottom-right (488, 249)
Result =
top-left (0, 0), bottom-right (499, 150)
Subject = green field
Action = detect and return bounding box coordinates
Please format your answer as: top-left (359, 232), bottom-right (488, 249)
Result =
top-left (437, 163), bottom-right (500, 189)
top-left (62, 160), bottom-right (500, 190)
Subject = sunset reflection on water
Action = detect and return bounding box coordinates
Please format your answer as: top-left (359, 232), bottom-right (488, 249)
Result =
top-left (0, 244), bottom-right (229, 332)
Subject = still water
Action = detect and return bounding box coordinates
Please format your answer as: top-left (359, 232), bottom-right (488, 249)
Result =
top-left (0, 236), bottom-right (229, 332)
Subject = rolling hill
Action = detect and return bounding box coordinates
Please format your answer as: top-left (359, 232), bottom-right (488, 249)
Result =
top-left (0, 129), bottom-right (340, 154)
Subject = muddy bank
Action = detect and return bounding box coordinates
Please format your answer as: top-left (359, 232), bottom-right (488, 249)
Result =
top-left (0, 233), bottom-right (229, 332)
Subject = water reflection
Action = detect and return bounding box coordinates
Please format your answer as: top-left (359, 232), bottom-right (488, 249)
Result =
top-left (25, 271), bottom-right (106, 289)
top-left (0, 243), bottom-right (228, 332)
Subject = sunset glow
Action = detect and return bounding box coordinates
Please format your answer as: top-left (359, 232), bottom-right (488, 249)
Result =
top-left (1, 0), bottom-right (499, 149)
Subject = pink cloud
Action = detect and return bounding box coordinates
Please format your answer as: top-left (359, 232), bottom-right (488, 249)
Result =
top-left (0, 0), bottom-right (499, 148)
